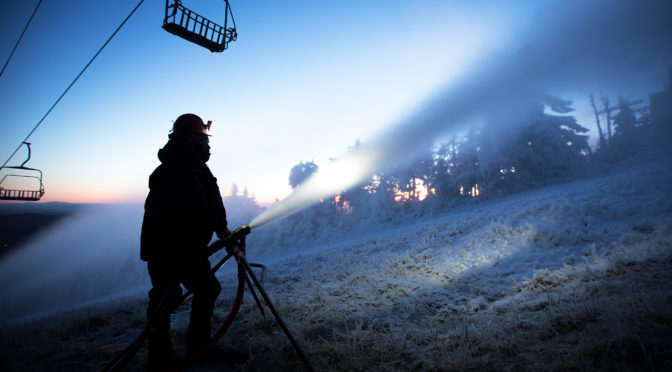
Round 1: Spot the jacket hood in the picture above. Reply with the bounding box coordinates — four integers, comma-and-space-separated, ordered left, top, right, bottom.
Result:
158, 138, 210, 165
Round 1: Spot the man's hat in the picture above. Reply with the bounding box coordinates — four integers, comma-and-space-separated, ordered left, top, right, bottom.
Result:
172, 113, 212, 136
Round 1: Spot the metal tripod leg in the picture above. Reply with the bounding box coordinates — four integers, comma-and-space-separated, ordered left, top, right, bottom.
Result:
234, 248, 315, 372
244, 273, 266, 318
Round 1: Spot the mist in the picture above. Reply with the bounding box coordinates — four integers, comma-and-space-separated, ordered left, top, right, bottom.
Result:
252, 0, 672, 228
0, 194, 266, 322
0, 204, 146, 321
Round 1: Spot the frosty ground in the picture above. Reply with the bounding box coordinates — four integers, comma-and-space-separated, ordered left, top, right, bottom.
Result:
1, 161, 671, 371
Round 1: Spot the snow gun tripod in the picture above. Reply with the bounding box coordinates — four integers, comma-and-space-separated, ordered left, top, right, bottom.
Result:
102, 225, 314, 372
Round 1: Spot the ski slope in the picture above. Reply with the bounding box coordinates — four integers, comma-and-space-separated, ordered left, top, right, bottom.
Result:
0, 161, 671, 371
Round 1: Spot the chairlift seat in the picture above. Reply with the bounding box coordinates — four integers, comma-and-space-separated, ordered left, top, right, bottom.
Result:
163, 0, 237, 53
0, 168, 45, 201
163, 22, 225, 53
0, 188, 43, 201
0, 143, 45, 201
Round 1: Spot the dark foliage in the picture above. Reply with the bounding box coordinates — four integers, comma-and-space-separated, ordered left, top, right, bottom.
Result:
288, 161, 318, 189
263, 90, 665, 244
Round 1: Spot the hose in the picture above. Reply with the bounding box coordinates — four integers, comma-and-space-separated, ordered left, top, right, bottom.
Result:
169, 257, 246, 372
101, 251, 235, 372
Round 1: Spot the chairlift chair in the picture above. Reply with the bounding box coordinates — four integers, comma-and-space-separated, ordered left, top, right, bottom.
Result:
162, 0, 237, 53
0, 142, 45, 201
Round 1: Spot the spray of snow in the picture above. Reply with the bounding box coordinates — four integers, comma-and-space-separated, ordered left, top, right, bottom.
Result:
0, 204, 146, 321
250, 147, 383, 228
0, 195, 265, 321
252, 0, 672, 228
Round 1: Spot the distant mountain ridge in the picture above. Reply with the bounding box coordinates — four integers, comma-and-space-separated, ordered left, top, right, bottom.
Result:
0, 201, 84, 216
0, 202, 84, 257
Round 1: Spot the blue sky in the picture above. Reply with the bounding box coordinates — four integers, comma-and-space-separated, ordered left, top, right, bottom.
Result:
1, 0, 670, 204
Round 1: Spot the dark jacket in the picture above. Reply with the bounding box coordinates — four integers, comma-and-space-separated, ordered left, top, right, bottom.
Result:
140, 139, 228, 262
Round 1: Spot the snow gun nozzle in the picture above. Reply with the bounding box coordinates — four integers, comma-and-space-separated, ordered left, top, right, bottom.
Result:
231, 225, 251, 239
208, 225, 251, 256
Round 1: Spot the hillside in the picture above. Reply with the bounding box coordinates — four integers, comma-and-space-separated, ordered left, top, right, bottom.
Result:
0, 161, 671, 371
0, 202, 80, 258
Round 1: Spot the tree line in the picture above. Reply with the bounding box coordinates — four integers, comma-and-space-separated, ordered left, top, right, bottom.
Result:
245, 90, 664, 246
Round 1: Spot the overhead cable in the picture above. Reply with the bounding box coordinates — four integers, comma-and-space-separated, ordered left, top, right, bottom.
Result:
0, 0, 43, 79
1, 0, 145, 170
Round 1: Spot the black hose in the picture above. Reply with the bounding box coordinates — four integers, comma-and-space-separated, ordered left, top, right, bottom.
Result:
169, 258, 246, 372
102, 228, 314, 371
101, 252, 234, 372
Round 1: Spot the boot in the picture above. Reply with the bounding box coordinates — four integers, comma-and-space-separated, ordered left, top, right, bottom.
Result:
147, 310, 179, 372
185, 321, 210, 357
147, 337, 179, 372
202, 348, 250, 364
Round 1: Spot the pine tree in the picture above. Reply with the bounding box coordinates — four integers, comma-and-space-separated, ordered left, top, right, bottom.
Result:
288, 160, 319, 189
507, 96, 590, 186
613, 96, 638, 137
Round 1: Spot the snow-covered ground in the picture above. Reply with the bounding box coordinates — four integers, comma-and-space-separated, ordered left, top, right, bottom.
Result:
1, 161, 671, 371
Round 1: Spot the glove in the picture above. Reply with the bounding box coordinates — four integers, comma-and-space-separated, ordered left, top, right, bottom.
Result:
216, 228, 231, 240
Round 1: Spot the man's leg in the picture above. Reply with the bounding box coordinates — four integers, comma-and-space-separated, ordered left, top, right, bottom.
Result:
182, 259, 221, 356
147, 260, 182, 371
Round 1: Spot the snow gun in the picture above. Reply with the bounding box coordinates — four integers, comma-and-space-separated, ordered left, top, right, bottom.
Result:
208, 224, 251, 255
102, 222, 313, 372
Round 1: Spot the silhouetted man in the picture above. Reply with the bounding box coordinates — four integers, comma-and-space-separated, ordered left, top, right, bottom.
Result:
141, 113, 229, 371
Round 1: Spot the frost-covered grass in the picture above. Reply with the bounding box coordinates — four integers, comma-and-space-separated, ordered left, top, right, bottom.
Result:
1, 163, 671, 371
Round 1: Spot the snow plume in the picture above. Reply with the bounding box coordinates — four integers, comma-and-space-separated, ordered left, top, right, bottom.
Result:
0, 204, 147, 321
0, 198, 265, 322
251, 0, 672, 228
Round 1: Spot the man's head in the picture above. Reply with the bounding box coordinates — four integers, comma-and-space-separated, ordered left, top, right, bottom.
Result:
171, 113, 211, 137
168, 113, 212, 162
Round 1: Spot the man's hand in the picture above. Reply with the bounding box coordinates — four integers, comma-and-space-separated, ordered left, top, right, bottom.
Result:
216, 228, 231, 240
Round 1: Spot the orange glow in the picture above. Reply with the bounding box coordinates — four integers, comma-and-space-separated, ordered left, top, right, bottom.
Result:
395, 178, 431, 203
459, 184, 481, 198
415, 179, 430, 201
470, 184, 480, 197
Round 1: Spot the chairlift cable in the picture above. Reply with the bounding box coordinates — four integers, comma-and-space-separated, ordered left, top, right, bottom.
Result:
0, 0, 43, 79
223, 0, 236, 28
0, 0, 145, 171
